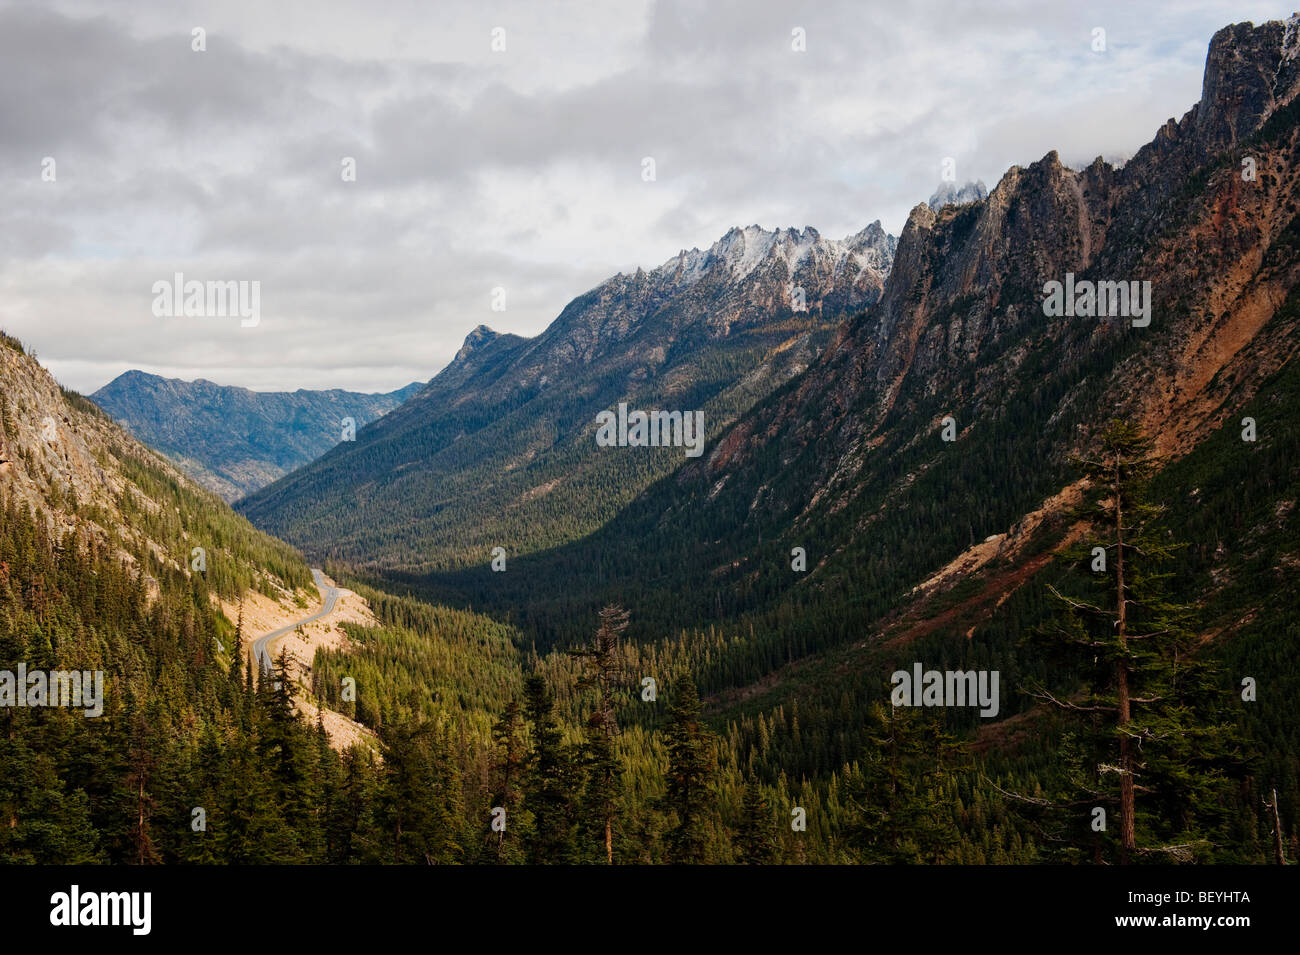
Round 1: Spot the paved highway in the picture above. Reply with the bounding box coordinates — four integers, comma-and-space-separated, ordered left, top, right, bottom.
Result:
251, 568, 340, 672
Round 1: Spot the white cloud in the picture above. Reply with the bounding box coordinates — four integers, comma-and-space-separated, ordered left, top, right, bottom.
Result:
0, 0, 1290, 393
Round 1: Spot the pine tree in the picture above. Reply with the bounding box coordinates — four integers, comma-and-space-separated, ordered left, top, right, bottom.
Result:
123, 693, 163, 865
1028, 419, 1243, 863
520, 674, 582, 863
378, 717, 464, 865
571, 605, 628, 863
661, 675, 717, 864
331, 745, 379, 863
844, 702, 962, 863
486, 698, 527, 864
736, 780, 779, 864
227, 602, 246, 720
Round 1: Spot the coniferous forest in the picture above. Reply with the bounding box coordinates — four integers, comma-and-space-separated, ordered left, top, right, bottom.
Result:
4, 398, 1297, 864
2, 12, 1299, 934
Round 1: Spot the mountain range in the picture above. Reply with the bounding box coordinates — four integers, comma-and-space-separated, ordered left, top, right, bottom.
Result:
3, 14, 1297, 867
446, 17, 1299, 634
242, 15, 1300, 640
243, 15, 1300, 796
237, 220, 897, 571
90, 371, 423, 501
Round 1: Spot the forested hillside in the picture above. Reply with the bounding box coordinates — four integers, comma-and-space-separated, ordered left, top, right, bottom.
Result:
92, 370, 423, 501
239, 223, 896, 572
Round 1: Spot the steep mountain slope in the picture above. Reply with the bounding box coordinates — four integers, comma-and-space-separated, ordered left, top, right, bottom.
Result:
91, 371, 423, 501
1, 336, 312, 600
352, 21, 1299, 858
1, 331, 532, 864
413, 16, 1300, 670
238, 222, 897, 571
0, 330, 312, 860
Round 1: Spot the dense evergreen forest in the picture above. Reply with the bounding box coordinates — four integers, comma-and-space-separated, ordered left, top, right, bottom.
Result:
239, 314, 840, 575
311, 350, 1298, 864
0, 490, 1043, 865
2, 315, 1296, 863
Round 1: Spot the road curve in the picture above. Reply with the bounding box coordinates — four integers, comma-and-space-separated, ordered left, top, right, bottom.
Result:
251, 568, 341, 672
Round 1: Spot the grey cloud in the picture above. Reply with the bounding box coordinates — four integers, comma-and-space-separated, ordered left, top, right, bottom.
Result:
0, 0, 1287, 395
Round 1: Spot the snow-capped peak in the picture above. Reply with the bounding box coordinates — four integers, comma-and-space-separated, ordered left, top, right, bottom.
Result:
649, 221, 897, 289
928, 180, 989, 210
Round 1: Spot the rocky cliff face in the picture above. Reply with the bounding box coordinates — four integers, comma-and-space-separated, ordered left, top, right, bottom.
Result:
3, 337, 118, 541
436, 16, 1300, 662
1195, 18, 1300, 152
704, 14, 1300, 506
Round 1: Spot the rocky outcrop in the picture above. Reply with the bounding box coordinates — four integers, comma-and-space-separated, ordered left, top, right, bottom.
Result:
708, 15, 1300, 497
504, 221, 896, 393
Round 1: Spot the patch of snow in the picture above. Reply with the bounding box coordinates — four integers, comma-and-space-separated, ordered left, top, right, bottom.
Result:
928, 180, 988, 210
648, 220, 897, 291
1283, 12, 1300, 62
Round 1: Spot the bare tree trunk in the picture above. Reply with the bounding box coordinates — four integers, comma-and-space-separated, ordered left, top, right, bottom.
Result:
1269, 789, 1286, 865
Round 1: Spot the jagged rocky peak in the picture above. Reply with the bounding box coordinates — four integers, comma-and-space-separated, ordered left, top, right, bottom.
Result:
849, 218, 891, 244
1194, 14, 1300, 151
651, 220, 898, 288
838, 12, 1300, 446
698, 224, 786, 280
516, 216, 903, 383
455, 324, 501, 360
902, 201, 939, 240
928, 180, 989, 210
842, 220, 899, 269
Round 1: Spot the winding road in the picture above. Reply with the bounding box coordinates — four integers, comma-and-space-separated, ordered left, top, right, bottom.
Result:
251, 568, 341, 672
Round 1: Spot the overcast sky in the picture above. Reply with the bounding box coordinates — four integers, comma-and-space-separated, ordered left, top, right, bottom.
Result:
0, 0, 1290, 394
